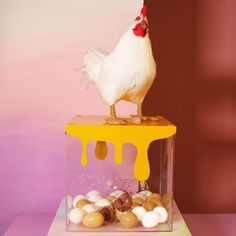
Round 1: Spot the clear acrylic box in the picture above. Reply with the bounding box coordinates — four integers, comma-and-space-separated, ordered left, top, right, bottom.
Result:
65, 115, 176, 232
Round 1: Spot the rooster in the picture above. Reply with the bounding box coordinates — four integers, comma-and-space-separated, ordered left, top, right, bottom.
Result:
81, 5, 156, 120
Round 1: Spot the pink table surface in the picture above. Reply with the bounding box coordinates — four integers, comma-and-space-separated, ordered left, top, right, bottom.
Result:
3, 213, 236, 236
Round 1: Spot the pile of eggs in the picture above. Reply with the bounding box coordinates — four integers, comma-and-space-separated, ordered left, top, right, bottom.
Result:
68, 189, 171, 229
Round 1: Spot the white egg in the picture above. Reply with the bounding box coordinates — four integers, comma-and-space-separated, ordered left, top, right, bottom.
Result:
142, 211, 160, 228
153, 206, 168, 223
72, 195, 88, 208
110, 190, 124, 197
68, 208, 86, 224
131, 206, 147, 221
87, 190, 101, 197
88, 194, 102, 203
95, 198, 111, 207
82, 204, 97, 213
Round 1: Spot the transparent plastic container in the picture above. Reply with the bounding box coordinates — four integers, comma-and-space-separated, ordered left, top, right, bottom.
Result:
65, 115, 176, 232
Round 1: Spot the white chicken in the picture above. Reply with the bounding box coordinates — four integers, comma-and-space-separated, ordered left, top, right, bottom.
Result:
81, 6, 156, 119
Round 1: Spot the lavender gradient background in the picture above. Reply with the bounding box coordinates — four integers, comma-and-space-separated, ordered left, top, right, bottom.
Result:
0, 0, 142, 234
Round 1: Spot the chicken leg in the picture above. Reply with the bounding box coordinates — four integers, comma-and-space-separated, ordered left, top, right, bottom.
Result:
110, 105, 117, 119
95, 105, 117, 160
137, 104, 143, 118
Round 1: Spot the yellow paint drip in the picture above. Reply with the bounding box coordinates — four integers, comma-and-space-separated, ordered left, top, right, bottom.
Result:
65, 115, 176, 181
95, 141, 108, 160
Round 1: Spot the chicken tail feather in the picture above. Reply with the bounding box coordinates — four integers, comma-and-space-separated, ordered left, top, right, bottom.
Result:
80, 48, 108, 86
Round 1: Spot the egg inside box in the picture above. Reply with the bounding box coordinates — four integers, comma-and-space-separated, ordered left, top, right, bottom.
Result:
65, 115, 176, 232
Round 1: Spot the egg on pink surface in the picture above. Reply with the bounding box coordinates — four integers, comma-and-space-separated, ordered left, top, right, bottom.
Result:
68, 208, 86, 224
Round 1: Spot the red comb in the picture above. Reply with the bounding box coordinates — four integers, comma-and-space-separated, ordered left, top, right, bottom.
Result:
141, 5, 147, 17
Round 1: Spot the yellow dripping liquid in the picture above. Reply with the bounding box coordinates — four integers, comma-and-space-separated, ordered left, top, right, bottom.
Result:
66, 116, 176, 181
95, 141, 108, 160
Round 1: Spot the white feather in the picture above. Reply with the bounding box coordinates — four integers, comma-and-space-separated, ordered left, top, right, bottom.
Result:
81, 24, 156, 106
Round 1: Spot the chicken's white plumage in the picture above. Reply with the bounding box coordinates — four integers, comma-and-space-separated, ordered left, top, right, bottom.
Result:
81, 7, 156, 109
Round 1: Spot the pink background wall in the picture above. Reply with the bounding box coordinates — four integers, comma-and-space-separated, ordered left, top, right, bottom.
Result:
0, 0, 141, 234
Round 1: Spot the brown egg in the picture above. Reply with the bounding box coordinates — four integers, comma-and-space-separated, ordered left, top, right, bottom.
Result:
114, 192, 132, 212
132, 197, 144, 205
119, 212, 138, 228
132, 202, 140, 209
98, 207, 115, 222
149, 198, 163, 206
76, 199, 91, 208
143, 201, 157, 211
148, 193, 161, 200
82, 212, 104, 228
115, 209, 126, 221
162, 193, 173, 210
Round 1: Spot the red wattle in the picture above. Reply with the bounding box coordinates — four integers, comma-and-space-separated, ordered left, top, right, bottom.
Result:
132, 24, 146, 37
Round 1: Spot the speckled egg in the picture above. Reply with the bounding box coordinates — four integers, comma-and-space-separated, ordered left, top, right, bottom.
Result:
82, 212, 104, 228
119, 212, 138, 228
68, 208, 86, 224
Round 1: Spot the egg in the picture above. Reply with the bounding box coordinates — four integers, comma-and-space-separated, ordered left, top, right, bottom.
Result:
95, 198, 111, 207
68, 208, 86, 224
153, 206, 168, 223
87, 190, 101, 197
98, 207, 115, 222
149, 198, 163, 206
132, 202, 140, 209
148, 193, 161, 200
110, 189, 125, 198
72, 195, 88, 208
131, 206, 147, 221
114, 193, 132, 212
162, 193, 173, 210
82, 212, 104, 228
76, 199, 91, 208
115, 209, 126, 221
143, 201, 157, 211
142, 211, 160, 228
119, 212, 138, 228
88, 194, 103, 203
82, 204, 97, 213
132, 197, 144, 205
